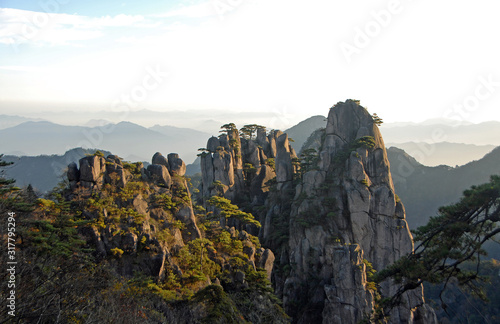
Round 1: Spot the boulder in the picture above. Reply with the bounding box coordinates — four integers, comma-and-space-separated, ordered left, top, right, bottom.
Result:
207, 136, 220, 153
146, 164, 172, 188
79, 155, 106, 184
152, 152, 169, 168
105, 155, 129, 187
167, 153, 186, 176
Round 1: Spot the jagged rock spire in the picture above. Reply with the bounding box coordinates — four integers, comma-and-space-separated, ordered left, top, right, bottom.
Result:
283, 100, 436, 323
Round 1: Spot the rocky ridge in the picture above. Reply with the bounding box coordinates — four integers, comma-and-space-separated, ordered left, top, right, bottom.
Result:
63, 151, 286, 322
200, 125, 298, 204
198, 100, 437, 323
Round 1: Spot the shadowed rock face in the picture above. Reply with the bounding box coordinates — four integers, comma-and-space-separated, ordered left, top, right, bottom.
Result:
284, 100, 436, 323
200, 128, 298, 203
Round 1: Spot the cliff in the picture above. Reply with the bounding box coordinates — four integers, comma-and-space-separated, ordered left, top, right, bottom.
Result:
199, 100, 437, 323
283, 100, 436, 323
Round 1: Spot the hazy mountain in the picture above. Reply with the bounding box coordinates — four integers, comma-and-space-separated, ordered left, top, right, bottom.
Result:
0, 121, 209, 163
0, 114, 45, 129
285, 115, 326, 152
85, 119, 112, 127
388, 145, 500, 230
384, 118, 473, 127
14, 108, 305, 134
1, 148, 111, 193
380, 121, 500, 146
0, 121, 89, 156
386, 142, 496, 167
149, 124, 210, 142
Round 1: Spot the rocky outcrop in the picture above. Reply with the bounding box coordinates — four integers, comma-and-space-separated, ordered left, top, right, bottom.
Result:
196, 101, 436, 323
282, 100, 436, 323
168, 153, 186, 176
67, 152, 202, 279
79, 155, 106, 187
200, 128, 297, 204
152, 152, 169, 168
146, 164, 172, 188
258, 248, 276, 281
73, 154, 132, 189
104, 155, 129, 188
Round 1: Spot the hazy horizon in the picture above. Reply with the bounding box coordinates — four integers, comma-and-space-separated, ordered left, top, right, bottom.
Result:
1, 0, 500, 127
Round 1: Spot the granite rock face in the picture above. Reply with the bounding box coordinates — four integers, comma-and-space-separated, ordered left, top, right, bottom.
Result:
200, 128, 298, 203
283, 100, 436, 323
146, 164, 172, 188
197, 101, 436, 323
79, 155, 106, 185
167, 153, 186, 176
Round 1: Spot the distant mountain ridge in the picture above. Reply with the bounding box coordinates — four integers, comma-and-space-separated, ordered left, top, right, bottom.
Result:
2, 148, 112, 193
284, 115, 326, 152
386, 142, 496, 167
282, 115, 499, 167
380, 121, 500, 146
0, 120, 209, 163
389, 146, 500, 231
0, 114, 45, 129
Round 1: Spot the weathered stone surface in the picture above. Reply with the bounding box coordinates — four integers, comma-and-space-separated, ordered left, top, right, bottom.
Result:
322, 245, 374, 324
213, 150, 234, 193
79, 155, 106, 184
201, 153, 215, 198
268, 134, 277, 158
152, 152, 169, 168
106, 154, 122, 165
146, 164, 172, 188
121, 232, 138, 252
218, 134, 231, 151
275, 133, 293, 183
105, 155, 130, 188
207, 136, 220, 153
258, 249, 275, 281
244, 139, 261, 168
282, 100, 436, 324
201, 127, 295, 209
251, 165, 275, 202
67, 162, 79, 182
167, 153, 186, 176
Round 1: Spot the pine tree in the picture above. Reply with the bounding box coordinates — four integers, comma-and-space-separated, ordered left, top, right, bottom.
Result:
372, 113, 383, 126
376, 175, 500, 315
0, 154, 31, 213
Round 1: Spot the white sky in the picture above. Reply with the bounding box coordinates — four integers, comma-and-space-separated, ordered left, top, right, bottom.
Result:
1, 0, 500, 126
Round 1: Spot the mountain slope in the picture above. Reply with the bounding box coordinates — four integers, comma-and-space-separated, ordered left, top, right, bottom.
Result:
284, 115, 326, 152
0, 114, 45, 129
380, 121, 500, 146
388, 146, 500, 229
386, 142, 495, 167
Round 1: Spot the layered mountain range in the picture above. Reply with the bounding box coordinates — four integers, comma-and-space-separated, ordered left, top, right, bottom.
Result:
4, 101, 500, 322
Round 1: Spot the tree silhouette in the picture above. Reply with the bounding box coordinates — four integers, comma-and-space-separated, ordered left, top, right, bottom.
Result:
219, 123, 237, 136
376, 175, 500, 316
239, 124, 265, 140
372, 113, 383, 126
